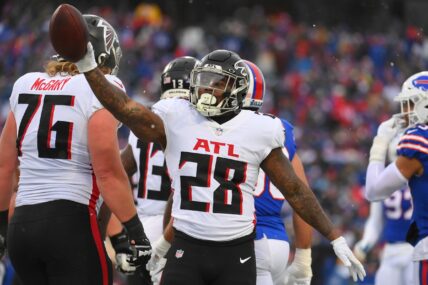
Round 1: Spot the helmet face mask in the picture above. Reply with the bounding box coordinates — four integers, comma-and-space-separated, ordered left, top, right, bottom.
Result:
83, 14, 122, 75
394, 71, 428, 128
190, 50, 248, 117
160, 56, 199, 99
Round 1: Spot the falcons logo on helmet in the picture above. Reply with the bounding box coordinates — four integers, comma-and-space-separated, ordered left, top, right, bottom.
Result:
97, 20, 117, 55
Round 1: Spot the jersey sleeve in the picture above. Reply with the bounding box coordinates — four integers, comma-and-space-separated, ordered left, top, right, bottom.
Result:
281, 119, 296, 161
260, 117, 286, 162
9, 73, 31, 113
397, 126, 428, 164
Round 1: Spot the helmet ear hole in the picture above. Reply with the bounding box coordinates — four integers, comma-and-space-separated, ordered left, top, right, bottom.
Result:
98, 53, 107, 66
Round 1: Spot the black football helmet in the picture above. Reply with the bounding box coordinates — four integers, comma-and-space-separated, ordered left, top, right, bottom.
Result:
83, 14, 122, 75
190, 49, 248, 117
160, 56, 200, 99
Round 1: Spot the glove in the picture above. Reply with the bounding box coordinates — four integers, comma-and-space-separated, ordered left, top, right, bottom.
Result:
75, 42, 97, 73
283, 248, 312, 285
110, 229, 136, 274
146, 235, 171, 271
0, 210, 8, 259
331, 236, 366, 282
150, 257, 166, 285
146, 235, 171, 284
123, 215, 152, 269
370, 118, 398, 162
353, 240, 371, 262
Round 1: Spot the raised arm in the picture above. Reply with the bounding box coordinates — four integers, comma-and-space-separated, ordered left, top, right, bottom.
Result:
76, 43, 166, 147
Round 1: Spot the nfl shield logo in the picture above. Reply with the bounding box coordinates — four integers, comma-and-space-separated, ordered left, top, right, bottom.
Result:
215, 128, 223, 136
175, 249, 184, 259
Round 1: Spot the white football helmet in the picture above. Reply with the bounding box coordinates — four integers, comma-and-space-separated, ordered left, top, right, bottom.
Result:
394, 71, 428, 128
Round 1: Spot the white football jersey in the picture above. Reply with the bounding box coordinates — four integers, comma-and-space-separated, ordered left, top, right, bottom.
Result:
152, 98, 285, 241
128, 131, 171, 216
10, 72, 125, 209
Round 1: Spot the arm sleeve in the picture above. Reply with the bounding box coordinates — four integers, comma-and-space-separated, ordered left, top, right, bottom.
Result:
358, 202, 383, 250
365, 161, 408, 201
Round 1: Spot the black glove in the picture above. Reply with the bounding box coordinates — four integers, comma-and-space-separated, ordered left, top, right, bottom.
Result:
0, 210, 8, 259
110, 229, 136, 274
123, 215, 152, 268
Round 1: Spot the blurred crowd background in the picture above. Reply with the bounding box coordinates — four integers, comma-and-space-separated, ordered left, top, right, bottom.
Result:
2, 0, 428, 284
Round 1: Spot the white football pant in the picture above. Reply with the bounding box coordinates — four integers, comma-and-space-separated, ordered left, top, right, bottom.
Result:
255, 235, 290, 285
375, 243, 413, 285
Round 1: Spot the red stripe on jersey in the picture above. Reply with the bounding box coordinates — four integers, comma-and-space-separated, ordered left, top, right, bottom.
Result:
397, 143, 428, 154
207, 155, 213, 187
67, 96, 75, 159
422, 260, 428, 285
89, 174, 109, 285
46, 104, 55, 149
238, 163, 247, 215
401, 134, 428, 146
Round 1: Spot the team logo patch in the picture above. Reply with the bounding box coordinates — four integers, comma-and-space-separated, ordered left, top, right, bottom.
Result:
175, 249, 184, 259
412, 76, 428, 91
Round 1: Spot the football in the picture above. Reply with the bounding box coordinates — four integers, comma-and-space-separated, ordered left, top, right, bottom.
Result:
49, 4, 88, 62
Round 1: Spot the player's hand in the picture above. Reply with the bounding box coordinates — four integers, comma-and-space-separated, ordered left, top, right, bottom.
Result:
110, 229, 136, 274
370, 118, 399, 162
123, 215, 152, 269
75, 42, 97, 73
147, 255, 167, 285
353, 240, 369, 262
127, 236, 152, 268
331, 236, 366, 282
283, 248, 312, 285
377, 118, 398, 141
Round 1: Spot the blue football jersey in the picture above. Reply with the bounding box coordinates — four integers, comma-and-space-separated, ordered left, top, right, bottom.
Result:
397, 124, 428, 244
254, 118, 296, 241
382, 187, 412, 243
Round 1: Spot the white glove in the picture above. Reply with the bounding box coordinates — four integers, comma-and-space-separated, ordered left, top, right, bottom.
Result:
150, 257, 166, 285
331, 236, 366, 282
370, 118, 398, 162
283, 248, 312, 285
146, 235, 171, 272
75, 42, 97, 73
353, 240, 371, 262
115, 253, 137, 274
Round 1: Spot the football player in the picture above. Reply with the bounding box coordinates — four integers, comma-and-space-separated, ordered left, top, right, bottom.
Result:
242, 60, 313, 285
354, 133, 413, 285
146, 60, 314, 285
0, 15, 150, 285
365, 71, 428, 285
74, 46, 366, 284
108, 56, 199, 284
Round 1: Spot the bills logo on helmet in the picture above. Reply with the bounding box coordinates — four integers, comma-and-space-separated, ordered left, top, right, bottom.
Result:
412, 76, 428, 91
